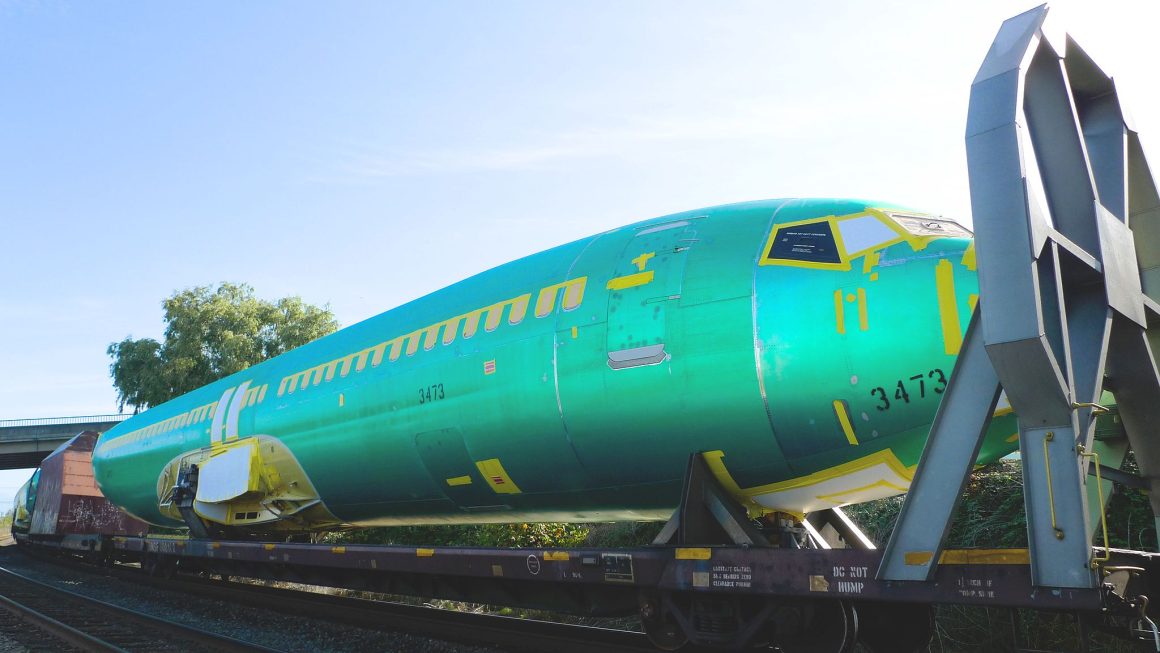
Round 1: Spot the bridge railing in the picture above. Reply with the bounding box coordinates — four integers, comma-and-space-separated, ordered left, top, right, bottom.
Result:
0, 414, 131, 429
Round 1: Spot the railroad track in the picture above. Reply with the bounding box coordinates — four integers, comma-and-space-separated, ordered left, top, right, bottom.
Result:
125, 568, 667, 653
0, 564, 281, 652
19, 549, 671, 652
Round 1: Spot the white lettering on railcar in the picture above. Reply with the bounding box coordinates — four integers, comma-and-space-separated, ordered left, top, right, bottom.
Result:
709, 564, 753, 589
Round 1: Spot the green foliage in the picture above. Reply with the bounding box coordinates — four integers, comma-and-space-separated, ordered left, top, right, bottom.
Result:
108, 282, 338, 412
845, 460, 1154, 652
324, 522, 591, 548
323, 520, 666, 549
582, 521, 666, 547
844, 459, 1156, 551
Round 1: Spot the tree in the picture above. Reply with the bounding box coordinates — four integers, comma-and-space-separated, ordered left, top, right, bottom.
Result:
108, 282, 339, 413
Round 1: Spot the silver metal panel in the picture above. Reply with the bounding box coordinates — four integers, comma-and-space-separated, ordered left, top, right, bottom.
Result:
607, 344, 668, 370
1127, 133, 1160, 298
971, 6, 1048, 86
1019, 425, 1097, 588
1106, 317, 1160, 536
1098, 205, 1148, 325
1023, 44, 1100, 254
966, 123, 1045, 345
1061, 293, 1112, 445
878, 315, 1001, 581
889, 2, 1160, 591
985, 338, 1070, 425
1078, 94, 1127, 221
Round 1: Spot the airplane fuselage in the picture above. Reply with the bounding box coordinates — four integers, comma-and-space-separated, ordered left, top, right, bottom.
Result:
93, 198, 1016, 531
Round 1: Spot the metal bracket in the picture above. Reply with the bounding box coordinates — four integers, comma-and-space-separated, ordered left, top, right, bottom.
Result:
880, 4, 1160, 589
807, 507, 877, 550
172, 464, 215, 540
653, 453, 769, 546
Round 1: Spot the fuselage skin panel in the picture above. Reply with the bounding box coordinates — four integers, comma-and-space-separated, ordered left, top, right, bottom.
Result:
93, 198, 1016, 530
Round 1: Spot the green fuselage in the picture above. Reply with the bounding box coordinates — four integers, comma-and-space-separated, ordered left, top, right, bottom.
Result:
93, 198, 1016, 529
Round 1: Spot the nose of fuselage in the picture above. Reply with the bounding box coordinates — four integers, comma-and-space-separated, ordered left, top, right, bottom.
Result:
752, 207, 979, 467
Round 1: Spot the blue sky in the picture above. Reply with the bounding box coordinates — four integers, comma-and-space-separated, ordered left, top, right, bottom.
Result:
1, 0, 1157, 502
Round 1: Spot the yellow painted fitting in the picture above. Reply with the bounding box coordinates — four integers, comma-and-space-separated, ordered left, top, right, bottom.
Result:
476, 458, 522, 494
935, 259, 962, 355
445, 475, 472, 486
708, 448, 911, 498
416, 548, 435, 557
332, 546, 346, 554
832, 400, 859, 445
1079, 447, 1111, 566
544, 551, 570, 561
815, 479, 906, 502
961, 242, 977, 270
1043, 432, 1063, 540
834, 290, 845, 334
606, 270, 655, 290
856, 288, 868, 331
940, 548, 1030, 565
631, 251, 656, 271
904, 551, 934, 566
1072, 402, 1111, 416
675, 548, 712, 560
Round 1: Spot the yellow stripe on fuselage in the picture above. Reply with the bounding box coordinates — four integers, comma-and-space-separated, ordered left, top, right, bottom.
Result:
832, 400, 859, 445
935, 259, 962, 355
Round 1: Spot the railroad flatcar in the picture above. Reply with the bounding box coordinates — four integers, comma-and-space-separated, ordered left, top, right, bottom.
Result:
89, 198, 1018, 538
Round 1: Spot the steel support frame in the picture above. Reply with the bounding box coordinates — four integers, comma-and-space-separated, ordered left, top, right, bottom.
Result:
880, 5, 1160, 589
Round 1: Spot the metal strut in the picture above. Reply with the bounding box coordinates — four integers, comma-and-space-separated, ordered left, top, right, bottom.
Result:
653, 453, 769, 547
880, 4, 1160, 590
171, 464, 216, 539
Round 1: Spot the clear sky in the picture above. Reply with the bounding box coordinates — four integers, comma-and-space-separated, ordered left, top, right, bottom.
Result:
1, 0, 1157, 504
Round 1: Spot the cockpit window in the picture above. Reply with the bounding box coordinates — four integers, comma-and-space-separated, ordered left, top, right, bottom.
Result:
767, 221, 841, 264
887, 213, 972, 238
836, 214, 902, 258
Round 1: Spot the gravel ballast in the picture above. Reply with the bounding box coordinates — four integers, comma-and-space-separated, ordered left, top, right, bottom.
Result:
0, 544, 501, 653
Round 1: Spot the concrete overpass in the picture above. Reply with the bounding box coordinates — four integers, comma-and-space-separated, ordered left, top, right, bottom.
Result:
0, 414, 130, 469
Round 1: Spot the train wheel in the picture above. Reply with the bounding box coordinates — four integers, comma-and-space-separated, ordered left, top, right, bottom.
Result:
639, 592, 689, 651
854, 602, 933, 653
770, 600, 859, 653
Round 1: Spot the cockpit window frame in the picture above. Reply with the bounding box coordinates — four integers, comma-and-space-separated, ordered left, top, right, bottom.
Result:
759, 208, 968, 270
764, 219, 844, 267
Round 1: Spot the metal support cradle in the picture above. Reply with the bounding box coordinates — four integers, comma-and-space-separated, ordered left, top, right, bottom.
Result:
879, 4, 1160, 589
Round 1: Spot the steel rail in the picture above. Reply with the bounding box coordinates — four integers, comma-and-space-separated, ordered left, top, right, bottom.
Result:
128, 570, 663, 653
0, 589, 122, 652
23, 549, 664, 653
0, 565, 281, 652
